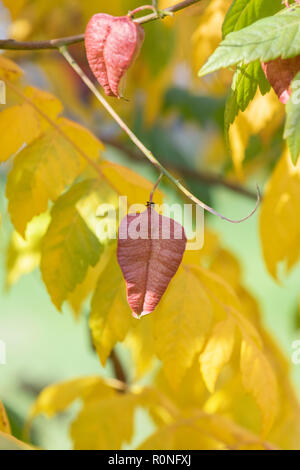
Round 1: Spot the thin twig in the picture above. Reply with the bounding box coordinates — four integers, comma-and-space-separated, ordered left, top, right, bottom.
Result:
0, 0, 202, 51
149, 173, 163, 203
101, 137, 259, 201
110, 349, 128, 385
60, 47, 260, 224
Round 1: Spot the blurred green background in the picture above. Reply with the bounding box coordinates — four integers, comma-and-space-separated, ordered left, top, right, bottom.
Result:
1, 0, 300, 450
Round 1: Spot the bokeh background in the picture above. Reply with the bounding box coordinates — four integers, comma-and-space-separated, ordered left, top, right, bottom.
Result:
0, 0, 300, 449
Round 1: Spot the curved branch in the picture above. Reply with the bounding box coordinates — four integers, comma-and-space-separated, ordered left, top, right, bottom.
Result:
60, 47, 261, 224
101, 137, 259, 201
0, 0, 202, 51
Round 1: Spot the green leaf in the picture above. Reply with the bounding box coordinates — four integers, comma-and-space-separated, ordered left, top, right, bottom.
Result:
224, 61, 270, 135
222, 0, 283, 37
142, 20, 175, 77
40, 180, 103, 310
200, 8, 300, 77
163, 87, 225, 126
284, 72, 300, 164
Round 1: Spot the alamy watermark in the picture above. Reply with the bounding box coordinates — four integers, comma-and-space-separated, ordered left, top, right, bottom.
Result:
0, 80, 6, 105
0, 340, 6, 365
291, 340, 300, 366
95, 196, 204, 250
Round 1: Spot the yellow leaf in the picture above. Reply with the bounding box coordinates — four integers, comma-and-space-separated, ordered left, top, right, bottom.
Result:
2, 0, 28, 19
125, 314, 156, 379
260, 148, 300, 278
40, 180, 103, 310
0, 431, 33, 450
229, 90, 284, 176
240, 337, 279, 436
76, 176, 119, 244
6, 212, 50, 288
0, 401, 10, 434
200, 316, 236, 393
210, 248, 241, 290
192, 0, 232, 72
71, 393, 136, 450
139, 419, 220, 450
60, 117, 104, 171
0, 86, 62, 163
30, 376, 115, 419
67, 262, 104, 318
0, 56, 23, 81
155, 358, 207, 414
191, 266, 262, 346
25, 86, 63, 127
101, 161, 164, 207
90, 246, 133, 365
154, 266, 212, 388
6, 117, 102, 236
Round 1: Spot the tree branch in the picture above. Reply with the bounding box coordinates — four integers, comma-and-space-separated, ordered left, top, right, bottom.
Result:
110, 349, 128, 385
101, 137, 259, 201
60, 47, 260, 224
0, 0, 202, 51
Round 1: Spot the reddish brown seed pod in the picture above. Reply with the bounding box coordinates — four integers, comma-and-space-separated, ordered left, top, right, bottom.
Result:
117, 206, 187, 318
261, 55, 300, 104
85, 13, 145, 98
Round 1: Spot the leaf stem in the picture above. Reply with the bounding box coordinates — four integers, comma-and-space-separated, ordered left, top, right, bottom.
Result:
59, 46, 260, 224
149, 173, 163, 203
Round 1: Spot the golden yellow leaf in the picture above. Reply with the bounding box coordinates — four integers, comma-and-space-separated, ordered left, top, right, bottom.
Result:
192, 0, 232, 72
191, 266, 261, 346
229, 90, 284, 176
189, 264, 278, 433
101, 161, 164, 207
0, 86, 62, 163
260, 148, 300, 278
139, 408, 271, 450
125, 314, 156, 379
155, 358, 207, 415
154, 266, 212, 388
0, 56, 23, 81
2, 0, 28, 19
60, 117, 104, 171
76, 176, 119, 244
139, 421, 219, 450
30, 376, 115, 419
40, 180, 103, 310
200, 315, 236, 393
6, 118, 102, 236
6, 212, 50, 288
240, 336, 279, 436
90, 247, 133, 365
210, 248, 241, 290
0, 401, 10, 434
0, 431, 33, 450
67, 262, 104, 318
25, 86, 63, 128
71, 393, 136, 450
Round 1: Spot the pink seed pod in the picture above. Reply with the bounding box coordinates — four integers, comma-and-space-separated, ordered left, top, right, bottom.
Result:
261, 55, 300, 104
85, 13, 145, 98
117, 206, 187, 318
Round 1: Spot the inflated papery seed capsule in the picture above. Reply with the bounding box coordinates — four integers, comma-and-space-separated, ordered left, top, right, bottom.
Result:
85, 13, 145, 98
261, 55, 300, 104
117, 206, 187, 318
